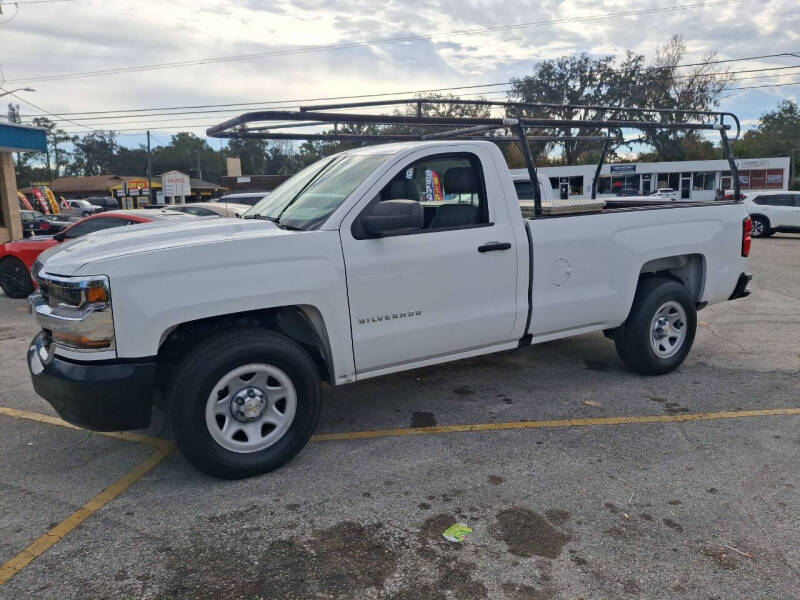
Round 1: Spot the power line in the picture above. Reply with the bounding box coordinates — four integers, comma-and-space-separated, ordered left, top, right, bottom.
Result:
47, 67, 800, 126
2, 0, 751, 84
0, 0, 76, 4
18, 53, 800, 125
0, 86, 99, 133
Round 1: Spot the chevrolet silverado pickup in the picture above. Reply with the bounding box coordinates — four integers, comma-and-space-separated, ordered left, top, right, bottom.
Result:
26, 139, 753, 478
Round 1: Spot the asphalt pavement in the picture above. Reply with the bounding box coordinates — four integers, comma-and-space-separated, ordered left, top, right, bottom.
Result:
0, 234, 798, 600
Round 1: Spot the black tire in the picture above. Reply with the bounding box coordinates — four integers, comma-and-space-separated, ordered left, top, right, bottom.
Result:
750, 216, 772, 238
167, 328, 321, 479
614, 278, 697, 376
0, 257, 35, 299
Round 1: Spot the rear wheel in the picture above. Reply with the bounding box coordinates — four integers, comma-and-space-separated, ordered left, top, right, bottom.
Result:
750, 216, 772, 238
167, 328, 321, 479
614, 278, 696, 375
0, 257, 34, 299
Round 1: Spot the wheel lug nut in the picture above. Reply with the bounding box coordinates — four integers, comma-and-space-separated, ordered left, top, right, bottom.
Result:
247, 390, 255, 398
236, 397, 244, 405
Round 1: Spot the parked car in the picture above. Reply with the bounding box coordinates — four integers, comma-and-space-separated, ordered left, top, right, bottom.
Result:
84, 196, 121, 212
19, 210, 71, 238
649, 188, 679, 201
168, 201, 252, 218
213, 192, 270, 207
61, 198, 103, 217
1, 209, 193, 298
742, 190, 800, 237
617, 188, 641, 197
26, 140, 753, 479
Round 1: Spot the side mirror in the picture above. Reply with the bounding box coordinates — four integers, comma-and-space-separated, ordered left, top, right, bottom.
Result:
53, 231, 66, 242
361, 200, 423, 237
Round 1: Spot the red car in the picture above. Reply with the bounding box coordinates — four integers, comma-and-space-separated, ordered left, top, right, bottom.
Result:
0, 209, 192, 299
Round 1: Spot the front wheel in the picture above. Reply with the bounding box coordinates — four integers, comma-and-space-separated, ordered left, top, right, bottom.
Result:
0, 257, 34, 299
614, 278, 697, 375
167, 328, 321, 479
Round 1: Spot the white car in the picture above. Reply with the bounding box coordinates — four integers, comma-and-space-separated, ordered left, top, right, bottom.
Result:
167, 201, 252, 218
743, 190, 800, 237
27, 140, 752, 479
650, 188, 680, 201
214, 192, 270, 207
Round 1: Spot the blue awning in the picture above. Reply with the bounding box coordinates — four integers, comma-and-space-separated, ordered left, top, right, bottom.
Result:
0, 122, 47, 153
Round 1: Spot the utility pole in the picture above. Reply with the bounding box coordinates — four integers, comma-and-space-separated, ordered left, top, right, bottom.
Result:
196, 150, 203, 182
146, 130, 153, 205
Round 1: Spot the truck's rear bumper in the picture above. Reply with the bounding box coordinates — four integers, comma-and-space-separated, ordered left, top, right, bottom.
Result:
27, 332, 155, 431
728, 272, 752, 301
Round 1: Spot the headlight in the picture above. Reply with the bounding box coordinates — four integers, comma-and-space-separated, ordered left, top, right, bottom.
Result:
29, 272, 115, 352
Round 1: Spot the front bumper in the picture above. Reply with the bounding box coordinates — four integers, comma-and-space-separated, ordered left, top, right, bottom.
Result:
27, 332, 156, 431
728, 272, 753, 301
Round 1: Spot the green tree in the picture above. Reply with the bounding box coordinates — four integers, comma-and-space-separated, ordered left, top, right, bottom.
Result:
227, 136, 268, 174
733, 100, 800, 158
30, 116, 76, 181
69, 131, 119, 176
508, 36, 734, 163
152, 132, 226, 182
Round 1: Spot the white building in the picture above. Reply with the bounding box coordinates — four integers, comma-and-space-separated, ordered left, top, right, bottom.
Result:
511, 156, 790, 201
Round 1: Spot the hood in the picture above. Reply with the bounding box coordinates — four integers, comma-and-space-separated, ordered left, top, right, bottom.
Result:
39, 217, 289, 277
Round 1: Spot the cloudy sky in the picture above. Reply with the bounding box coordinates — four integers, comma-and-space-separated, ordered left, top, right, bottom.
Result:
1, 0, 798, 148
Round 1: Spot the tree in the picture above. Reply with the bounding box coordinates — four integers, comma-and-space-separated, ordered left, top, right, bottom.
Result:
69, 131, 119, 176
227, 136, 268, 174
30, 116, 76, 181
733, 100, 800, 159
152, 132, 226, 181
639, 36, 733, 161
508, 36, 734, 163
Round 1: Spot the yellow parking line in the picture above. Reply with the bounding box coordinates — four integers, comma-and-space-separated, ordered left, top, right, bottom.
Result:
1, 404, 798, 586
0, 406, 174, 451
310, 408, 800, 441
0, 446, 172, 586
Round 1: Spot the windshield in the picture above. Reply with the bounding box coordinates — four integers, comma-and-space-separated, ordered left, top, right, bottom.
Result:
75, 200, 92, 207
245, 153, 387, 230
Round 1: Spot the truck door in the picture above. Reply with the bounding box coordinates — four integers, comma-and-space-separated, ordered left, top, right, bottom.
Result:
340, 150, 519, 373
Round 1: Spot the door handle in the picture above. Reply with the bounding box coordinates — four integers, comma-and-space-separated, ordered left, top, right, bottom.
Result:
478, 241, 512, 253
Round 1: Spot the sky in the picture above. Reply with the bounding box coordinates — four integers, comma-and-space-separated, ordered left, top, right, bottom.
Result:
1, 0, 798, 150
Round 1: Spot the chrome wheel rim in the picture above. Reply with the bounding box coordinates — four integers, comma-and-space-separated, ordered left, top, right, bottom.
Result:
751, 220, 764, 237
205, 363, 297, 453
649, 301, 687, 359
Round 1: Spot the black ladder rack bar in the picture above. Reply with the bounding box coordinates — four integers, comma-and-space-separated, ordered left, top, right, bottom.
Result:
206, 98, 744, 216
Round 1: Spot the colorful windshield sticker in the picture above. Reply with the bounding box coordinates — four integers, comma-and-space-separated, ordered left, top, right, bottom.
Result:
425, 169, 443, 202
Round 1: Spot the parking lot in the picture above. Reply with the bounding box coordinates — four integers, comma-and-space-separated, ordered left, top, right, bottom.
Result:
0, 235, 798, 600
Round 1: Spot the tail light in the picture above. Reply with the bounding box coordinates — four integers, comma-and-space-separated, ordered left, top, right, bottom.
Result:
40, 222, 50, 230
742, 216, 752, 257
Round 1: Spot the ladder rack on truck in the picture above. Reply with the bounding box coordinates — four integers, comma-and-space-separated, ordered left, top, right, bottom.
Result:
206, 98, 743, 217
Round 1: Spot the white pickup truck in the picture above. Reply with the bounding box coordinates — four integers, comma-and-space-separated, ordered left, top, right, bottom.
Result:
26, 140, 753, 478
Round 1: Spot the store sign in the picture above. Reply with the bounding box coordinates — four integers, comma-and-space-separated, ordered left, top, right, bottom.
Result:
741, 160, 769, 168
610, 165, 636, 173
162, 171, 191, 197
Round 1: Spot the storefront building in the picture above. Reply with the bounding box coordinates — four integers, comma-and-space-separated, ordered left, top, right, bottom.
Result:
511, 156, 791, 201
1, 123, 47, 243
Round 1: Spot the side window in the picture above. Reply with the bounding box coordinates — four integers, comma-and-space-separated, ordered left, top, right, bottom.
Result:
373, 154, 489, 232
793, 194, 800, 208
514, 181, 534, 200
767, 195, 793, 207
65, 217, 128, 239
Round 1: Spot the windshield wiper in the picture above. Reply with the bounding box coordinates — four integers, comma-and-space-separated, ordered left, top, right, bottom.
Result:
244, 214, 278, 222
244, 213, 305, 231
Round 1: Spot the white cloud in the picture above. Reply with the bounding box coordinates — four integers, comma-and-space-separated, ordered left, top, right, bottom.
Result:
1, 0, 796, 145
